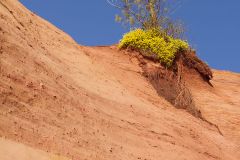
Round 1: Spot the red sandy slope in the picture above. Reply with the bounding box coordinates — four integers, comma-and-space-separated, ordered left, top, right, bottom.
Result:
0, 0, 240, 160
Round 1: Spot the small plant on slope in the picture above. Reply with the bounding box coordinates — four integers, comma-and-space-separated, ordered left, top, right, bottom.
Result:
107, 0, 189, 67
119, 28, 189, 67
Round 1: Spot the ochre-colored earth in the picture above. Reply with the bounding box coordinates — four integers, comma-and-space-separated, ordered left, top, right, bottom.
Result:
0, 0, 240, 160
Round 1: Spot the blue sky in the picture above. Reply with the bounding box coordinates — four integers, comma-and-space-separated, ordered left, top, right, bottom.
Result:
19, 0, 240, 72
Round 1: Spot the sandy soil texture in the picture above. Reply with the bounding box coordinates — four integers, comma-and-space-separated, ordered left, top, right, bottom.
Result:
0, 0, 240, 160
0, 138, 69, 160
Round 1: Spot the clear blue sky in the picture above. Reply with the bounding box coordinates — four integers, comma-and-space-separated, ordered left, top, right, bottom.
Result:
19, 0, 240, 72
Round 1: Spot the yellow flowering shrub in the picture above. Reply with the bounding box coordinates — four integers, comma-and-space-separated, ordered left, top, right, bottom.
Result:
119, 29, 189, 67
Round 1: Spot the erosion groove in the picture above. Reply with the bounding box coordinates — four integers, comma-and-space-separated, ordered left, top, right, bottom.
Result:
141, 59, 201, 117
0, 1, 24, 28
135, 51, 223, 135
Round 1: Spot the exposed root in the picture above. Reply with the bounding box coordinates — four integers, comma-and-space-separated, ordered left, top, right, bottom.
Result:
200, 116, 223, 136
175, 50, 213, 81
131, 50, 222, 135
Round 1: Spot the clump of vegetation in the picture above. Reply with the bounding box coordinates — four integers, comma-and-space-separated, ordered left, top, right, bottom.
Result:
119, 28, 188, 67
107, 0, 189, 67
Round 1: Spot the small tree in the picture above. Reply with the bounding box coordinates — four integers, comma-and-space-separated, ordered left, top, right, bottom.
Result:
107, 0, 185, 39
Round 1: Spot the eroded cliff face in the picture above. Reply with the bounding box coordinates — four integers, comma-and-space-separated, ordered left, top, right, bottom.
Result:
0, 0, 240, 160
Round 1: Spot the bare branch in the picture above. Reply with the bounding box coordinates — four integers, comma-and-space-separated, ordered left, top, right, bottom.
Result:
106, 0, 122, 9
107, 0, 185, 38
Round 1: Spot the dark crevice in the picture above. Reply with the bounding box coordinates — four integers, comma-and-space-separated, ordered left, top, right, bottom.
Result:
131, 50, 223, 135
0, 1, 24, 28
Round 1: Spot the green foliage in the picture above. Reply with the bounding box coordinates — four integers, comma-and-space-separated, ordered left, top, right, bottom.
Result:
107, 0, 185, 39
119, 28, 189, 67
108, 0, 168, 29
